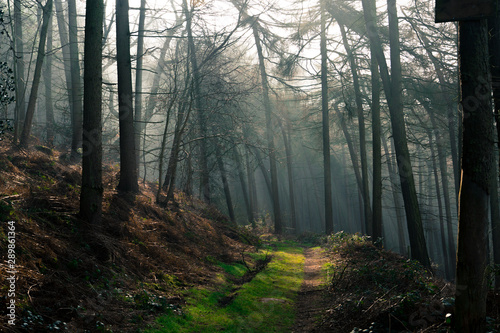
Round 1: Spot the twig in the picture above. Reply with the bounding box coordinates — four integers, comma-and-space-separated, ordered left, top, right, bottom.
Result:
363, 285, 397, 313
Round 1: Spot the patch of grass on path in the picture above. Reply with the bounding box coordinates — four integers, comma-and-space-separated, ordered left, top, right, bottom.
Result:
145, 242, 305, 333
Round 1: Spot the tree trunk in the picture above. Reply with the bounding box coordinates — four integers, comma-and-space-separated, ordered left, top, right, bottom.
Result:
79, 0, 103, 224
252, 25, 283, 234
54, 0, 73, 142
44, 14, 54, 146
427, 127, 452, 279
134, 0, 146, 175
13, 0, 25, 142
320, 0, 333, 235
333, 104, 364, 206
68, 0, 82, 159
382, 136, 407, 256
488, 4, 500, 290
20, 0, 53, 148
116, 0, 138, 193
216, 144, 236, 224
490, 151, 500, 288
368, 0, 383, 243
455, 19, 493, 332
164, 92, 191, 205
279, 117, 297, 233
361, 0, 430, 268
339, 22, 372, 237
245, 143, 257, 226
234, 147, 253, 224
427, 104, 456, 278
156, 97, 173, 203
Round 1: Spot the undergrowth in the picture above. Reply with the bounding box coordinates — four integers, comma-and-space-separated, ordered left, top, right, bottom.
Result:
321, 232, 457, 332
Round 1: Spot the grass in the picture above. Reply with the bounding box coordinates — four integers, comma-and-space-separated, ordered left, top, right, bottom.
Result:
145, 242, 305, 333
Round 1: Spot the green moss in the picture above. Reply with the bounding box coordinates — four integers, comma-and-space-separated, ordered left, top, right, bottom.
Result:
146, 244, 305, 333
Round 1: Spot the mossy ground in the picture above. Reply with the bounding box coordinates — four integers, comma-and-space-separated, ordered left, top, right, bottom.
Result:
146, 242, 305, 333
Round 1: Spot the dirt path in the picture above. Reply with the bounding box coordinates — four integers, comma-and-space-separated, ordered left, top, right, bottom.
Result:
292, 247, 330, 332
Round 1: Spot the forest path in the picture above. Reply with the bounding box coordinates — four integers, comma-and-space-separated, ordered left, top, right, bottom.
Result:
292, 247, 331, 332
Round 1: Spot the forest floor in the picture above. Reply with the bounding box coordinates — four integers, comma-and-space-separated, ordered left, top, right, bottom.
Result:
0, 140, 499, 332
292, 247, 330, 333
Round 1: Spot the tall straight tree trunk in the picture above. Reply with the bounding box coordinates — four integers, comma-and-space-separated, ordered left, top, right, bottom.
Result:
116, 0, 138, 193
164, 94, 191, 205
54, 0, 73, 136
320, 0, 333, 234
13, 0, 25, 142
80, 0, 103, 224
490, 151, 500, 288
339, 23, 372, 237
488, 5, 500, 290
369, 0, 383, 243
383, 136, 407, 255
216, 144, 236, 224
134, 0, 146, 175
427, 127, 452, 279
361, 0, 430, 268
44, 15, 54, 145
279, 117, 297, 233
20, 0, 53, 147
333, 104, 364, 205
245, 144, 257, 226
183, 0, 210, 202
428, 106, 456, 278
252, 25, 283, 234
234, 147, 253, 224
455, 19, 494, 332
68, 0, 82, 159
417, 97, 457, 277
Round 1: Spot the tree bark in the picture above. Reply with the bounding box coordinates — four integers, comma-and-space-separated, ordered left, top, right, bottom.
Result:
488, 4, 500, 290
320, 0, 334, 235
216, 144, 236, 224
234, 147, 253, 224
245, 143, 257, 226
368, 0, 383, 243
164, 90, 191, 205
279, 116, 297, 233
79, 0, 103, 224
20, 0, 53, 148
116, 0, 138, 193
427, 104, 456, 279
427, 126, 452, 279
54, 0, 73, 142
134, 0, 146, 175
382, 136, 407, 256
13, 0, 25, 142
68, 0, 82, 159
44, 14, 54, 146
455, 19, 493, 333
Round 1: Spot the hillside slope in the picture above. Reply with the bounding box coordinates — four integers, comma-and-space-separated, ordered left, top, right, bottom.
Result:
0, 142, 257, 332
